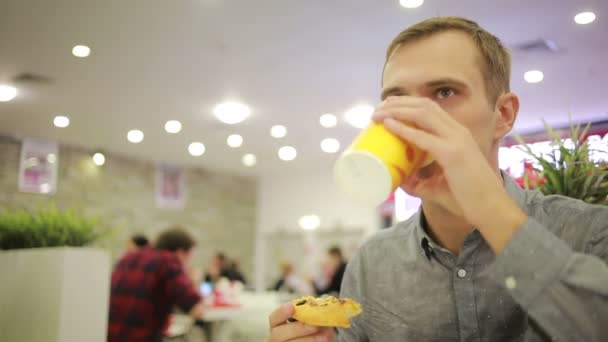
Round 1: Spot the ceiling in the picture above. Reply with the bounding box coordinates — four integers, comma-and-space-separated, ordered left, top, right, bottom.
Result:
1, 0, 606, 177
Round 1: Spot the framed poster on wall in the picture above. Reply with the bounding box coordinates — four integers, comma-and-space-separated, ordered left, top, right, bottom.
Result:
155, 164, 186, 209
18, 138, 58, 195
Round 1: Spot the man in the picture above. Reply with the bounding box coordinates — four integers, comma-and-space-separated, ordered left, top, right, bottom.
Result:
109, 226, 204, 341
267, 17, 608, 341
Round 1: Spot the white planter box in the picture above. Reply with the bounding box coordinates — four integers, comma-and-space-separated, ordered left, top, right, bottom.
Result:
0, 247, 111, 342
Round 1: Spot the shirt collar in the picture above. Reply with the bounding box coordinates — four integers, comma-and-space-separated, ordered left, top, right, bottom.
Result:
502, 170, 528, 210
414, 170, 528, 255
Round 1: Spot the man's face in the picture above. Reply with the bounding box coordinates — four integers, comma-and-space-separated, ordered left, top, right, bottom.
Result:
381, 31, 505, 202
125, 240, 136, 253
176, 249, 194, 267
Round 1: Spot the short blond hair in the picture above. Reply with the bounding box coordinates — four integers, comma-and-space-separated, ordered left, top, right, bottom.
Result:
385, 17, 511, 103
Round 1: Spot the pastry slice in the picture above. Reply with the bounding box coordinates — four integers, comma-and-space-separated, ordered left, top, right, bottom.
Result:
291, 295, 362, 328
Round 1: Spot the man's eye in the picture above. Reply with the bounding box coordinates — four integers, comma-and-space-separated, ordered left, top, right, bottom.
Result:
437, 88, 455, 99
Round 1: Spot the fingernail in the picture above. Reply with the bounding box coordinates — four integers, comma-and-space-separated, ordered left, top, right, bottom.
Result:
384, 118, 397, 126
282, 303, 292, 314
316, 336, 327, 342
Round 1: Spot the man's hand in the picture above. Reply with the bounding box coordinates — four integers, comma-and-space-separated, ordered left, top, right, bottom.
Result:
373, 96, 527, 252
189, 301, 204, 319
267, 303, 335, 342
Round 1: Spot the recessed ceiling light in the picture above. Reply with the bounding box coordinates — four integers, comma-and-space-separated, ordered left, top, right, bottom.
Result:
164, 120, 182, 134
93, 153, 106, 166
278, 146, 297, 161
53, 115, 70, 128
344, 104, 374, 129
319, 113, 338, 128
227, 134, 243, 148
46, 154, 57, 164
0, 85, 18, 102
213, 101, 251, 124
574, 12, 596, 25
299, 215, 320, 230
242, 153, 257, 167
39, 183, 51, 194
320, 138, 341, 154
188, 142, 205, 156
127, 129, 144, 143
524, 70, 544, 83
270, 125, 287, 138
399, 0, 424, 9
72, 45, 91, 58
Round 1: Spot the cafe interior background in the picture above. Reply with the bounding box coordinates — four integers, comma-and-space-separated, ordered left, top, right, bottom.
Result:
0, 0, 607, 341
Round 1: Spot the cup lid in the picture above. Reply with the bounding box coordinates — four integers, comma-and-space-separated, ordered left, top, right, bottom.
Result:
334, 150, 393, 205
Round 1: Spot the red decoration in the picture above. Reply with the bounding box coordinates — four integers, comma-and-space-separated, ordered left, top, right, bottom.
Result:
514, 162, 546, 189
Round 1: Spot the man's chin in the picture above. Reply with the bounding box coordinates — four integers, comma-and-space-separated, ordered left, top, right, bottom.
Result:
400, 162, 445, 197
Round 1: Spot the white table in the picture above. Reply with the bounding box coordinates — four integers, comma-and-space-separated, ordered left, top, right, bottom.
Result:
203, 306, 243, 321
210, 291, 282, 342
166, 292, 282, 342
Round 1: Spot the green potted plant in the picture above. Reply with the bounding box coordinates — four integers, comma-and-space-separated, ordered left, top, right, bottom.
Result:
0, 206, 99, 250
515, 121, 608, 205
0, 206, 111, 342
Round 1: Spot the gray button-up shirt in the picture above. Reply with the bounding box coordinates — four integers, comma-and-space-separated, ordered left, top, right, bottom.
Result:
339, 173, 608, 341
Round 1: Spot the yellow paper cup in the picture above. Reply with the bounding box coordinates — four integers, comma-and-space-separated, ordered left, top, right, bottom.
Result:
334, 123, 431, 204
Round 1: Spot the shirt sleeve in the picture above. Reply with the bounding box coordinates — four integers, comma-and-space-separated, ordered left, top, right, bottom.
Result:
162, 257, 202, 313
338, 251, 369, 342
487, 211, 608, 341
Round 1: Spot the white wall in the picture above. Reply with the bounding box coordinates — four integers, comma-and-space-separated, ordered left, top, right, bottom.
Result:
257, 167, 379, 233
254, 167, 379, 291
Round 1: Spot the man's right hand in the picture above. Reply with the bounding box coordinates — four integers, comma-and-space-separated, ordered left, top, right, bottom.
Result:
267, 303, 335, 342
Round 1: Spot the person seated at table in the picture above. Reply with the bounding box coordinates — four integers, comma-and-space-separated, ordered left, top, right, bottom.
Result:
225, 259, 247, 285
108, 226, 204, 341
314, 246, 347, 296
273, 261, 294, 292
204, 252, 230, 284
124, 233, 149, 254
272, 261, 313, 294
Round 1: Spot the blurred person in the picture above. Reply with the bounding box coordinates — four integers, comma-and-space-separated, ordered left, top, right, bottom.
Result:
314, 246, 347, 296
187, 266, 204, 287
273, 261, 294, 291
204, 252, 230, 284
267, 16, 608, 342
272, 261, 313, 294
124, 233, 149, 254
108, 226, 204, 341
311, 256, 332, 291
225, 259, 247, 285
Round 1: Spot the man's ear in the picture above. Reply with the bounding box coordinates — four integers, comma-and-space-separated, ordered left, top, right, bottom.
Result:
494, 92, 520, 140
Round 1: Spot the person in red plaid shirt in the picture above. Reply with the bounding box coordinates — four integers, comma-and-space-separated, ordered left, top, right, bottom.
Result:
108, 226, 204, 342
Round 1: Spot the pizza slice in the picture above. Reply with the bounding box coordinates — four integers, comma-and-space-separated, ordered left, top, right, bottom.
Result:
290, 295, 362, 328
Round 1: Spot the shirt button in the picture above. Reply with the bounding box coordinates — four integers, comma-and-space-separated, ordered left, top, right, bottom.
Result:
505, 276, 517, 289
457, 269, 467, 278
